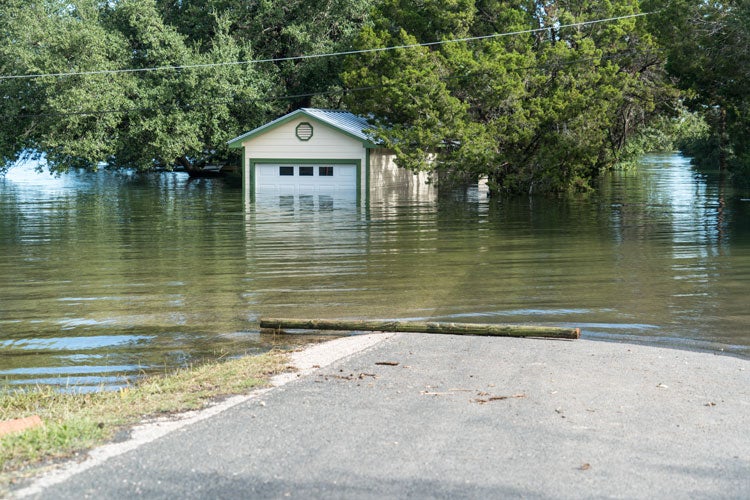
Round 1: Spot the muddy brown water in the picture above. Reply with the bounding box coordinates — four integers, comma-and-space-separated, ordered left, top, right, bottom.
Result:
1, 154, 749, 391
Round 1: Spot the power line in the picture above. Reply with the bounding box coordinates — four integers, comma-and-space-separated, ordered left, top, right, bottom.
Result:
0, 12, 651, 82
15, 86, 378, 118
13, 49, 646, 119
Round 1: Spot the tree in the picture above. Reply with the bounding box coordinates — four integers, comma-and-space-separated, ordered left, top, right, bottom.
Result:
0, 0, 373, 174
343, 0, 673, 195
0, 0, 129, 172
96, 0, 275, 172
157, 0, 375, 110
645, 0, 750, 182
0, 0, 274, 174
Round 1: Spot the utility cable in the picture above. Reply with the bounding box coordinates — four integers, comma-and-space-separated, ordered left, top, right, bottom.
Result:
0, 12, 651, 81
12, 48, 653, 119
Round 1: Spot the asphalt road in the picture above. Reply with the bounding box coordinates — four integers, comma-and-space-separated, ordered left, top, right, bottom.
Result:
16, 333, 750, 499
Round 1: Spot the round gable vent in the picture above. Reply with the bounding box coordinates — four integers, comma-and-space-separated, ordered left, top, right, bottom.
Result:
295, 122, 314, 141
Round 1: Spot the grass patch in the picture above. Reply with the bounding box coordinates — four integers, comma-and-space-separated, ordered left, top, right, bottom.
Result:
0, 351, 290, 492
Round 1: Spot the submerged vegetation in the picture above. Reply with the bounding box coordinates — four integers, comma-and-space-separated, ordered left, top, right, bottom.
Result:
0, 352, 288, 492
0, 0, 747, 193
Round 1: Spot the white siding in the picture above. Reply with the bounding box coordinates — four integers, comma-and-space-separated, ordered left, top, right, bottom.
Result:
246, 119, 366, 159
238, 115, 436, 200
241, 118, 368, 197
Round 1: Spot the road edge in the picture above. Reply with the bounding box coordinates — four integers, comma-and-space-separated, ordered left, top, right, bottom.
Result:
13, 333, 393, 498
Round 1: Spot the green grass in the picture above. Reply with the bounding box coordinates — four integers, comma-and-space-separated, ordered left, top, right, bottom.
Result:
0, 351, 290, 492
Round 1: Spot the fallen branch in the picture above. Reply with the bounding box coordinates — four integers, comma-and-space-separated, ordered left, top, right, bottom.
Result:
259, 318, 580, 340
473, 394, 527, 404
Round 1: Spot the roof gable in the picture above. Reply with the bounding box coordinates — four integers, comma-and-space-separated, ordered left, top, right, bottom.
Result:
227, 108, 377, 149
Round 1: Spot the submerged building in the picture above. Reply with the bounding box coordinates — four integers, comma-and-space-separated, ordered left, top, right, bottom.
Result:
227, 108, 434, 200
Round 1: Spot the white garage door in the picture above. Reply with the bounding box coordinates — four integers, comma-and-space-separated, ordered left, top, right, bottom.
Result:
255, 164, 357, 194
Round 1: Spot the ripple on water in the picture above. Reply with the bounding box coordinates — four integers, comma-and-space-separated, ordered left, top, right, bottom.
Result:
1, 154, 749, 390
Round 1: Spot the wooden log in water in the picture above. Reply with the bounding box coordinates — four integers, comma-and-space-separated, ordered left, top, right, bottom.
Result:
259, 318, 580, 340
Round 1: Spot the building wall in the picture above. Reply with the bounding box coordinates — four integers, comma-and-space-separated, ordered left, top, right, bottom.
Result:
239, 118, 435, 201
241, 117, 368, 197
369, 148, 436, 203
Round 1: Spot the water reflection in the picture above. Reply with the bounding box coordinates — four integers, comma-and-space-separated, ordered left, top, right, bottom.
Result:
1, 154, 749, 391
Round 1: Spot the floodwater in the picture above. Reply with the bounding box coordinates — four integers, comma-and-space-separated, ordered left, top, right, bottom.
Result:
1, 154, 749, 391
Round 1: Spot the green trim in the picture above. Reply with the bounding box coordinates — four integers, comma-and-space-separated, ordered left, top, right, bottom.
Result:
227, 109, 377, 149
248, 158, 362, 197
365, 148, 371, 204
295, 122, 314, 141
240, 146, 246, 192
250, 158, 361, 165
246, 148, 255, 195
356, 159, 361, 195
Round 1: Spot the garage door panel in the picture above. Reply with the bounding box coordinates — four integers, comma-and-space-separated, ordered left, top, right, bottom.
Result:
258, 166, 283, 179
254, 163, 357, 195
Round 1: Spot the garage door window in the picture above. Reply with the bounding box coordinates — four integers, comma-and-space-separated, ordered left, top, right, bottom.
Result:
254, 163, 356, 195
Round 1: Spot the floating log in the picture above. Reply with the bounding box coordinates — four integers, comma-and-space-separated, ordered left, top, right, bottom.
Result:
259, 318, 580, 340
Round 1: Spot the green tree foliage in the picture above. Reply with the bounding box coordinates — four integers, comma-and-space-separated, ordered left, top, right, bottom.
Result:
0, 0, 373, 174
646, 0, 750, 183
1, 0, 674, 184
97, 0, 275, 172
156, 0, 374, 109
0, 0, 271, 173
0, 1, 128, 172
343, 0, 673, 195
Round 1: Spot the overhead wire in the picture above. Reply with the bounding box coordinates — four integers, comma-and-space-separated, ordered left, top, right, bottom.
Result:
13, 47, 653, 120
0, 12, 651, 82
14, 86, 380, 118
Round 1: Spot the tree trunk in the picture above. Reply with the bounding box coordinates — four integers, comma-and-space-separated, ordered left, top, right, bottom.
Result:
259, 318, 580, 340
